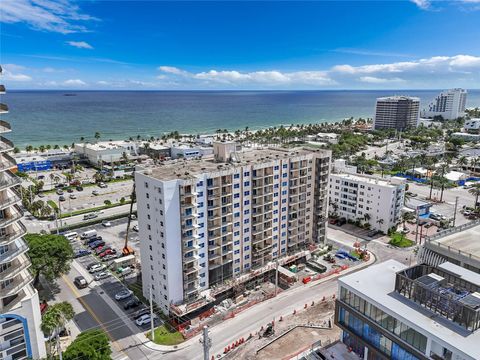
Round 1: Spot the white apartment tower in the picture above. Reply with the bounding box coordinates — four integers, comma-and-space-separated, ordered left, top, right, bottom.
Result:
374, 96, 420, 130
135, 144, 330, 314
329, 162, 405, 233
0, 66, 46, 359
421, 88, 467, 120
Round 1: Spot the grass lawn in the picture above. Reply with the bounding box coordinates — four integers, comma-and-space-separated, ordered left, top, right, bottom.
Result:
147, 324, 184, 346
389, 232, 415, 248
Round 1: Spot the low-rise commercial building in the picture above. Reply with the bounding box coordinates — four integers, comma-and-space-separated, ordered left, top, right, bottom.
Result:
328, 169, 405, 233
336, 259, 480, 360
464, 118, 480, 134
451, 132, 480, 143
74, 140, 138, 165
135, 143, 331, 315
170, 145, 214, 159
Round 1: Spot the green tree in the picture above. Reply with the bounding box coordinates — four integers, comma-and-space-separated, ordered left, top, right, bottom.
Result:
402, 211, 415, 228
42, 302, 75, 357
25, 233, 74, 287
468, 184, 480, 209
63, 329, 111, 360
94, 132, 101, 142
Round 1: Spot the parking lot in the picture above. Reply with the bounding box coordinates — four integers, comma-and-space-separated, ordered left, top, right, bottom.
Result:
63, 218, 160, 331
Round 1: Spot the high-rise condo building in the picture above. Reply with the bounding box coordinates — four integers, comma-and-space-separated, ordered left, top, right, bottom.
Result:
0, 66, 47, 359
336, 259, 480, 360
135, 143, 331, 316
373, 96, 420, 130
421, 88, 467, 120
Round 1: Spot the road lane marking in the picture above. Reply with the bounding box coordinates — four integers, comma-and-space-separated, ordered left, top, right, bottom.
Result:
62, 274, 126, 355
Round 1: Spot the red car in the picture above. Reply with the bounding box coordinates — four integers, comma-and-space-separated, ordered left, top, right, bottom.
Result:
99, 248, 116, 258
95, 246, 111, 255
329, 218, 338, 225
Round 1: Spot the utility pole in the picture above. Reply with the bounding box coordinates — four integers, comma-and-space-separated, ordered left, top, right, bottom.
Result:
453, 196, 459, 227
150, 285, 155, 342
414, 206, 420, 244
199, 326, 212, 360
274, 258, 279, 297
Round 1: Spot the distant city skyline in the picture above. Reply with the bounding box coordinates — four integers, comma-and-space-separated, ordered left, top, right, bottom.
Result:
1, 0, 480, 90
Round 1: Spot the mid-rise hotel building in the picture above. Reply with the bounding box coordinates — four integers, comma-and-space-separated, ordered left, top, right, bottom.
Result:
135, 143, 330, 314
421, 88, 467, 120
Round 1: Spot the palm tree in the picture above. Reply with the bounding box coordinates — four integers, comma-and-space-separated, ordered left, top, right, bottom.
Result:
457, 156, 468, 170
25, 145, 33, 153
468, 184, 480, 210
436, 162, 450, 202
402, 211, 415, 228
94, 132, 101, 142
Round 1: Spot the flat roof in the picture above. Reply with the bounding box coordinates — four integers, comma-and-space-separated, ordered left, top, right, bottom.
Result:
427, 222, 480, 261
330, 172, 404, 188
339, 260, 480, 359
76, 141, 134, 151
140, 147, 330, 181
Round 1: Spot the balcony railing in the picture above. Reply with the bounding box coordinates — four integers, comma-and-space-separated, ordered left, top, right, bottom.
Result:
0, 223, 27, 246
0, 104, 8, 113
0, 205, 24, 228
0, 153, 17, 172
0, 137, 14, 153
0, 272, 34, 298
0, 120, 11, 133
0, 240, 29, 264
0, 256, 31, 281
0, 171, 21, 191
0, 189, 22, 211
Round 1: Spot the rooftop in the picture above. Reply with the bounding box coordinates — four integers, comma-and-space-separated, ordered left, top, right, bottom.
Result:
340, 260, 480, 359
140, 147, 330, 181
376, 96, 420, 102
425, 221, 480, 263
330, 172, 405, 188
75, 141, 135, 151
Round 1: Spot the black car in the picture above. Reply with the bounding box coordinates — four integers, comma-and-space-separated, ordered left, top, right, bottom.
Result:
132, 308, 150, 319
124, 297, 141, 310
337, 217, 347, 226
76, 186, 84, 191
67, 188, 74, 193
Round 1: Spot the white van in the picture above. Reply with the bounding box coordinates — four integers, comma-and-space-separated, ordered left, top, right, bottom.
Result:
63, 232, 78, 241
81, 229, 97, 240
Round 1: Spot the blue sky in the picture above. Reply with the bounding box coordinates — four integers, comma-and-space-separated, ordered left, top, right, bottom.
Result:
1, 0, 480, 90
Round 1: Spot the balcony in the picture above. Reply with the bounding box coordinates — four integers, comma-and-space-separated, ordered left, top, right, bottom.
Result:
0, 189, 22, 211
0, 171, 22, 191
0, 223, 27, 246
0, 120, 11, 133
0, 104, 8, 114
183, 264, 199, 275
0, 272, 33, 299
0, 153, 16, 172
0, 85, 5, 94
0, 255, 31, 281
0, 137, 14, 153
0, 205, 23, 228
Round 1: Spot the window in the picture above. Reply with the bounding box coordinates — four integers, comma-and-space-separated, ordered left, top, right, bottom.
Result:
234, 174, 240, 179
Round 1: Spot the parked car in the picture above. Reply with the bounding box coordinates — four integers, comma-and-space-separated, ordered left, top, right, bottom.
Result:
59, 195, 66, 202
83, 213, 98, 220
130, 214, 137, 220
94, 245, 109, 254
89, 240, 105, 249
88, 264, 106, 273
115, 289, 133, 301
99, 248, 116, 258
124, 297, 140, 310
38, 193, 45, 198
67, 188, 74, 193
132, 225, 139, 232
74, 249, 91, 258
98, 182, 108, 188
336, 217, 347, 226
81, 230, 97, 239
74, 276, 88, 289
401, 228, 410, 234
102, 254, 118, 262
56, 189, 64, 195
94, 272, 110, 281
135, 314, 158, 326
102, 221, 112, 227
133, 308, 150, 320
76, 186, 83, 191
69, 194, 77, 199
119, 267, 133, 277
367, 230, 379, 238
328, 218, 337, 225
92, 190, 99, 196
424, 223, 434, 228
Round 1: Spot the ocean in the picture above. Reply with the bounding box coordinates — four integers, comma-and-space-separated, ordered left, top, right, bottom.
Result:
2, 90, 480, 148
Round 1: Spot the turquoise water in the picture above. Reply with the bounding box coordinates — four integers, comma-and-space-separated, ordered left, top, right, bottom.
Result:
2, 90, 480, 148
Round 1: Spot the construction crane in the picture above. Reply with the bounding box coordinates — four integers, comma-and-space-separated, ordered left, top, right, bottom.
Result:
122, 182, 136, 257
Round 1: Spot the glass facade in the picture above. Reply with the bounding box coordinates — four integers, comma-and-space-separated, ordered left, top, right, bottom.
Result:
339, 287, 427, 357
338, 307, 419, 360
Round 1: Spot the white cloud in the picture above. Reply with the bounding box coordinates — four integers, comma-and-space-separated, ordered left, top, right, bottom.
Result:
0, 0, 97, 34
359, 76, 404, 84
158, 66, 189, 76
2, 64, 32, 81
96, 81, 109, 85
67, 41, 93, 49
64, 79, 86, 86
410, 0, 431, 10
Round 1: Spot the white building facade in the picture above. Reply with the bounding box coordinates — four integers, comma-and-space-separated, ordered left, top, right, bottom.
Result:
421, 88, 467, 120
328, 172, 405, 233
374, 96, 420, 130
74, 140, 138, 165
464, 118, 480, 134
135, 145, 330, 315
0, 67, 46, 360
